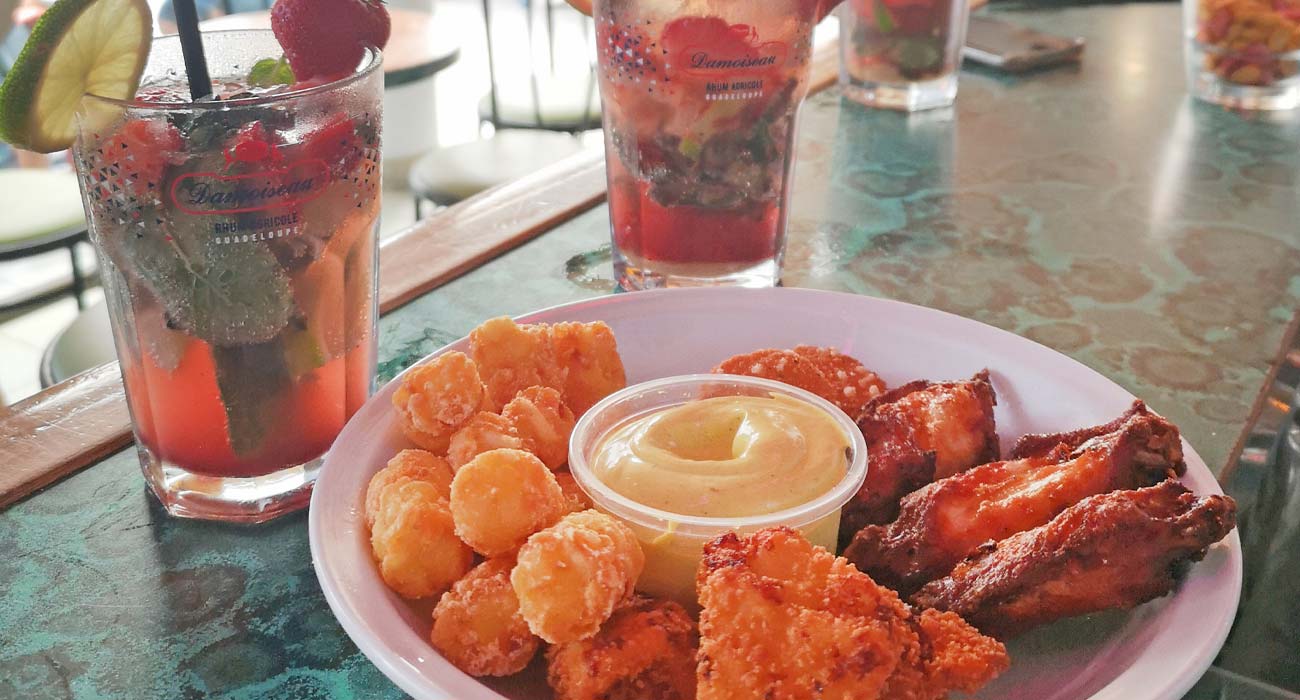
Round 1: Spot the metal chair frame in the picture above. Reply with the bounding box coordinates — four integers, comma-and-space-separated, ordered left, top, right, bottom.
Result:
480, 0, 599, 134
0, 226, 92, 313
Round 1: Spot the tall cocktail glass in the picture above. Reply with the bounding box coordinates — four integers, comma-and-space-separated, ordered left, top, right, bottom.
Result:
73, 30, 382, 522
592, 0, 821, 289
838, 0, 971, 111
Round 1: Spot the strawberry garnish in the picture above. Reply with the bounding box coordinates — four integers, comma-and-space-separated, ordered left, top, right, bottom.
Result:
270, 0, 390, 81
299, 114, 363, 174
661, 16, 758, 59
97, 118, 183, 196
225, 121, 283, 168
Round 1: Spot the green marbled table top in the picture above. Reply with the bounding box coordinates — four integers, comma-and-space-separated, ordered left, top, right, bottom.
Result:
4, 3, 1299, 699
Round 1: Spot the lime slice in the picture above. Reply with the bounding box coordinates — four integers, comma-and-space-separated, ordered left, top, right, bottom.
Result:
0, 0, 152, 153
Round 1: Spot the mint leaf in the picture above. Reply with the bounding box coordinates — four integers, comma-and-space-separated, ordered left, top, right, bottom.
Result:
248, 57, 295, 87
117, 212, 294, 347
678, 136, 702, 160
873, 0, 895, 33
213, 339, 291, 455
181, 241, 295, 346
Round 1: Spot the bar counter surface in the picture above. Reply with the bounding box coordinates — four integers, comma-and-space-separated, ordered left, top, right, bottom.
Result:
3, 3, 1299, 699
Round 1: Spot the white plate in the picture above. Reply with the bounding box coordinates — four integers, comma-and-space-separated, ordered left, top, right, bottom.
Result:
309, 287, 1242, 700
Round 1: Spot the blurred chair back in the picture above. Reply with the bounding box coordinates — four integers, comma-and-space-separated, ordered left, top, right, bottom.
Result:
480, 0, 600, 133
40, 300, 114, 388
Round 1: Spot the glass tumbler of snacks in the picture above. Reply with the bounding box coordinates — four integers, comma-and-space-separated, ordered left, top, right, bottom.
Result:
592, 0, 822, 290
72, 30, 383, 522
1185, 0, 1300, 109
838, 0, 972, 111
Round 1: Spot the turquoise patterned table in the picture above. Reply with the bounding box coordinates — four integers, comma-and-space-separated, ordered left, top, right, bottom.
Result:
4, 3, 1300, 698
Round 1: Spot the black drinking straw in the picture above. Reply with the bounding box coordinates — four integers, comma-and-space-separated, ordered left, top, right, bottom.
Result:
172, 0, 213, 100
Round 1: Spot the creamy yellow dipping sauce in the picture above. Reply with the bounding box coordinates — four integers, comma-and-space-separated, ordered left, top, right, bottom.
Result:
590, 394, 851, 518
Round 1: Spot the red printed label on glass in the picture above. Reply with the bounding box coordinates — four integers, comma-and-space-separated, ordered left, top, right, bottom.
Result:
169, 158, 331, 215
678, 41, 789, 76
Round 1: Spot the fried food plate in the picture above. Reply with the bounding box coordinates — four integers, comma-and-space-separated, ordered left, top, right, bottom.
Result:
309, 287, 1241, 700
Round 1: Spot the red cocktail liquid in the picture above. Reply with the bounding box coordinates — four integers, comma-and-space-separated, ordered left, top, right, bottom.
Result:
609, 179, 782, 266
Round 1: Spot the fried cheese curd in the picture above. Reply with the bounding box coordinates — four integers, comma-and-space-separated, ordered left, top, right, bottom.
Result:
470, 317, 568, 411
431, 557, 540, 677
713, 346, 885, 419
551, 321, 629, 414
553, 471, 594, 514
392, 351, 487, 453
546, 596, 698, 700
502, 386, 576, 469
447, 412, 524, 471
450, 448, 567, 556
370, 481, 473, 599
696, 527, 1008, 700
511, 510, 645, 644
364, 449, 454, 528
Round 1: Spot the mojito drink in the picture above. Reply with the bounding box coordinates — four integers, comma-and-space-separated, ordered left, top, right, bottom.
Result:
75, 31, 382, 519
594, 0, 820, 288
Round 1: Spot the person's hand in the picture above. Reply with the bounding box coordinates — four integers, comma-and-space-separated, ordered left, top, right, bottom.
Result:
13, 0, 45, 27
562, 0, 591, 15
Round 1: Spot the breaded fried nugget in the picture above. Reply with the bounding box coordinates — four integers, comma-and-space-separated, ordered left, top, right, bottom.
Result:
551, 321, 628, 414
391, 352, 486, 453
364, 449, 453, 528
370, 481, 473, 599
696, 527, 1006, 700
793, 345, 886, 418
512, 510, 644, 643
450, 448, 566, 556
470, 317, 566, 411
881, 609, 1013, 700
502, 386, 576, 469
431, 557, 540, 677
562, 509, 645, 599
447, 412, 524, 471
547, 597, 697, 700
553, 471, 593, 513
713, 349, 837, 402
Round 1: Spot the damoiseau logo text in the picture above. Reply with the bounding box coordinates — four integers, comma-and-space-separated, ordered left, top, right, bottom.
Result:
169, 159, 330, 215
187, 177, 317, 207
689, 52, 778, 70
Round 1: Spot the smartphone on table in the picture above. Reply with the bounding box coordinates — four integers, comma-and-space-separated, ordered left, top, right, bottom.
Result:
963, 15, 1085, 73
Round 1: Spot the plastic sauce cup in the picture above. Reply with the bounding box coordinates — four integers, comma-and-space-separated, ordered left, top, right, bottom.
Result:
568, 374, 869, 607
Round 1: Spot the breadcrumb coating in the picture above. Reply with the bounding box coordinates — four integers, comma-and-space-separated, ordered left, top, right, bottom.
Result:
431, 557, 540, 676
447, 411, 525, 471
364, 449, 453, 528
512, 510, 644, 643
502, 386, 576, 470
696, 527, 1007, 700
370, 481, 473, 599
450, 448, 566, 556
551, 321, 628, 414
392, 352, 487, 452
547, 596, 697, 700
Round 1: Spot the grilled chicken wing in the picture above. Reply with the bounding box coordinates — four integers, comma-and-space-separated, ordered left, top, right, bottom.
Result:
911, 480, 1237, 638
841, 371, 1000, 542
844, 404, 1185, 596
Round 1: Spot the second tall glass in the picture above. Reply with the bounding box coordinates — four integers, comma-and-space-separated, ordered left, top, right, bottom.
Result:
839, 0, 971, 111
593, 0, 820, 289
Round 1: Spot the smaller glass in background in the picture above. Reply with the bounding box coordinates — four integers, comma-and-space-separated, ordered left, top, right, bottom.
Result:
838, 0, 972, 111
1185, 0, 1300, 110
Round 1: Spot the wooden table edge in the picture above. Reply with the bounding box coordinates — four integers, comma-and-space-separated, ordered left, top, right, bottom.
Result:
1218, 308, 1300, 485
